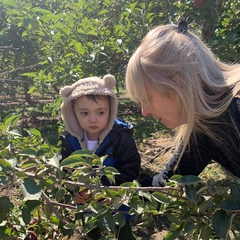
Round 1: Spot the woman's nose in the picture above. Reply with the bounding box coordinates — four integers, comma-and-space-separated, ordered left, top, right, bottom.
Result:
141, 106, 151, 117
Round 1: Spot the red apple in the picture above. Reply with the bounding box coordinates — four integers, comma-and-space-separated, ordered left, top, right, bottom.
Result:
194, 0, 204, 8
24, 231, 38, 240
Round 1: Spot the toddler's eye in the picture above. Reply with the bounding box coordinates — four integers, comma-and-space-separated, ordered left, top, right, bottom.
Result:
81, 112, 88, 116
98, 111, 105, 116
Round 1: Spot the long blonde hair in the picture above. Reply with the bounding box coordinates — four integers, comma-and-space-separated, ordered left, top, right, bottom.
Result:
126, 24, 240, 159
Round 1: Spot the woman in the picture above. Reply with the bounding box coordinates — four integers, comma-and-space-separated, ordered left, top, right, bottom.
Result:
125, 20, 240, 187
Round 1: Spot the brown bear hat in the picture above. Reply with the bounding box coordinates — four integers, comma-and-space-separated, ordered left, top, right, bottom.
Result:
60, 74, 118, 151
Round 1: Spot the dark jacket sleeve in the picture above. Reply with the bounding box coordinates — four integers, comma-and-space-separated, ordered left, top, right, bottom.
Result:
113, 131, 141, 185
142, 135, 213, 187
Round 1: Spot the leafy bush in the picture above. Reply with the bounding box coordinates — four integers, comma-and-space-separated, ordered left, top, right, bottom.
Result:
1, 115, 240, 240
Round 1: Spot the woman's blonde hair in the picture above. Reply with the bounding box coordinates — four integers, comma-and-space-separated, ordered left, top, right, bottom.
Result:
126, 24, 240, 160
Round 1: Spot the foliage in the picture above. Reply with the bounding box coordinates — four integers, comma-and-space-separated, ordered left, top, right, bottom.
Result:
0, 0, 239, 110
1, 115, 240, 239
1, 0, 240, 239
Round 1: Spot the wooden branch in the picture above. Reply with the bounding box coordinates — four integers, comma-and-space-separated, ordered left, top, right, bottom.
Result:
41, 191, 68, 225
0, 63, 39, 76
63, 180, 180, 193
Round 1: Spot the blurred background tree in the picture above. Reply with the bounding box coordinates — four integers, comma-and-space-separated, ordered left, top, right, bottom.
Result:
0, 0, 239, 112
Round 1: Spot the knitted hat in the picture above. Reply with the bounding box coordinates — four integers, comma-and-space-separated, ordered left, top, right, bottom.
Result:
60, 74, 118, 150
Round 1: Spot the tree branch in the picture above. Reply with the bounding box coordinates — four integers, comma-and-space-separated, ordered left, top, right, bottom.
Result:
41, 191, 69, 225
0, 63, 39, 77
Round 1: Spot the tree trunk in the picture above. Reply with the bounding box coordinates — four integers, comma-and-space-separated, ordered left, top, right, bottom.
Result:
23, 81, 32, 105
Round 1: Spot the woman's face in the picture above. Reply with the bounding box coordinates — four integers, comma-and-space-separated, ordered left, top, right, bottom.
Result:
141, 84, 185, 129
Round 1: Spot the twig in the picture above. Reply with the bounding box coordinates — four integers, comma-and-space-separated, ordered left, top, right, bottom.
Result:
0, 78, 30, 83
0, 45, 19, 50
0, 63, 39, 76
47, 199, 76, 209
63, 180, 181, 194
41, 191, 68, 225
142, 145, 172, 166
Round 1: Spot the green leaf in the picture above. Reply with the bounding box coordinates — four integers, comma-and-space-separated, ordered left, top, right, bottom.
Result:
7, 157, 17, 168
4, 0, 18, 7
217, 197, 240, 211
19, 148, 38, 157
184, 221, 196, 234
0, 148, 10, 158
21, 178, 41, 201
28, 128, 41, 137
75, 169, 92, 183
163, 230, 181, 240
50, 215, 60, 225
152, 192, 170, 204
47, 153, 60, 168
170, 175, 201, 185
21, 72, 37, 77
199, 198, 213, 213
25, 200, 41, 212
43, 203, 53, 219
0, 176, 9, 186
22, 207, 31, 224
60, 154, 90, 167
99, 211, 116, 232
72, 40, 83, 54
120, 182, 137, 187
64, 223, 76, 230
0, 226, 10, 239
200, 225, 213, 240
20, 159, 38, 169
7, 129, 22, 137
0, 159, 13, 171
6, 9, 20, 15
102, 166, 120, 175
40, 13, 56, 22
114, 213, 126, 228
71, 149, 96, 157
213, 209, 232, 239
0, 197, 14, 222
196, 185, 209, 195
232, 216, 240, 231
167, 214, 182, 225
184, 184, 197, 202
4, 114, 21, 127
55, 188, 65, 202
15, 171, 27, 178
104, 174, 116, 185
230, 184, 240, 197
83, 219, 98, 234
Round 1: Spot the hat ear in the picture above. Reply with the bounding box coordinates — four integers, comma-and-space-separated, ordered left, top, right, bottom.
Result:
103, 74, 116, 89
59, 86, 73, 97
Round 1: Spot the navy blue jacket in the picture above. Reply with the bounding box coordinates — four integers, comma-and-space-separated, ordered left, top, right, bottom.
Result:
60, 119, 141, 186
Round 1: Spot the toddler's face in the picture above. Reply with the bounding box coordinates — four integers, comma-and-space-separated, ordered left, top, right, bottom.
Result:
73, 96, 110, 140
